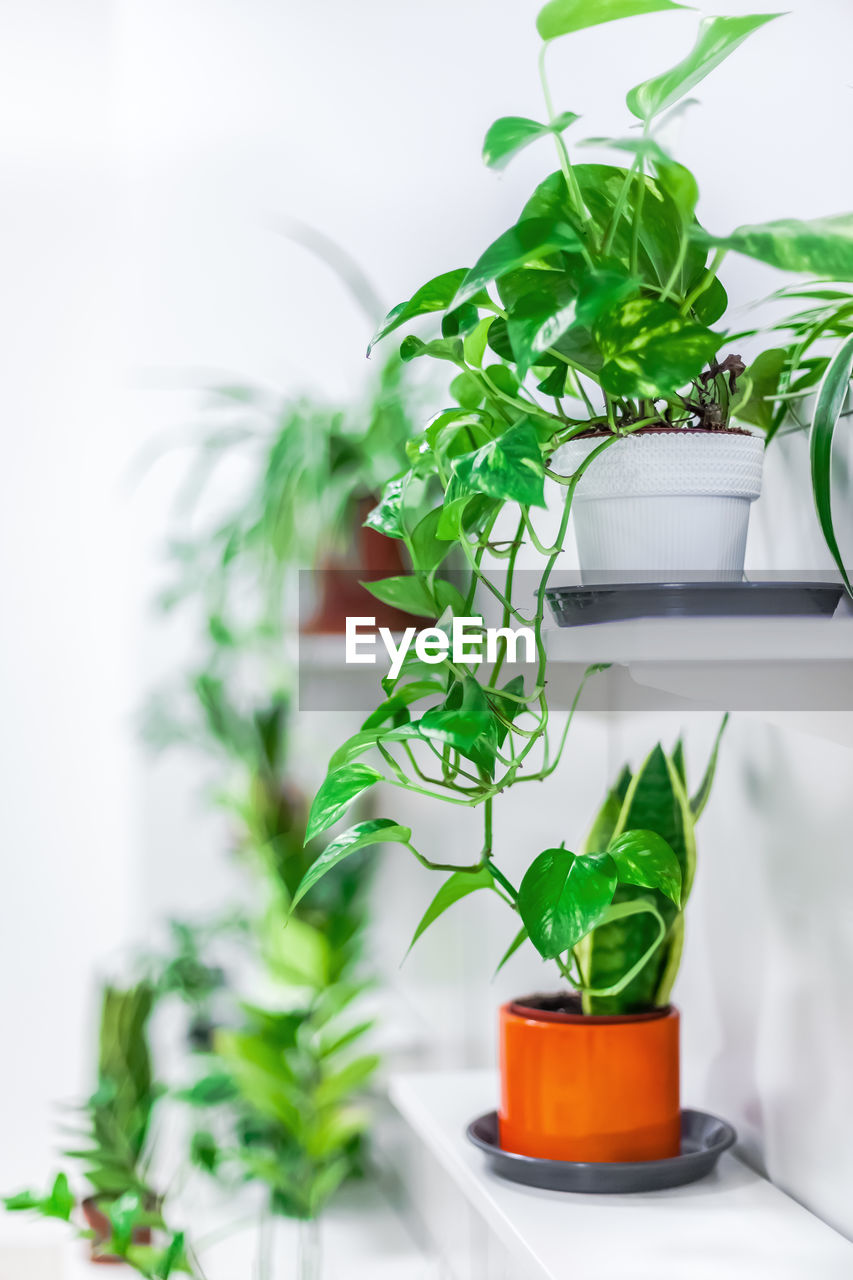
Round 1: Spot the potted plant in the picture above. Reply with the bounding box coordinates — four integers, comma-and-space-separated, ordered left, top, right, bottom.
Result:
294, 722, 725, 1163
178, 857, 379, 1280
360, 1, 852, 585
4, 982, 196, 1275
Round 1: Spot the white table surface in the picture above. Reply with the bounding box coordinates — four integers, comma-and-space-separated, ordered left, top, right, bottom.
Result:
390, 1069, 853, 1280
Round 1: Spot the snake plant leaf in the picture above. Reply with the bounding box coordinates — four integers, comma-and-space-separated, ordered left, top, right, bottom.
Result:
305, 764, 384, 841
483, 113, 579, 170
578, 745, 694, 1012
407, 866, 495, 954
693, 214, 853, 281
291, 820, 412, 910
452, 219, 585, 309
627, 13, 782, 122
595, 296, 719, 397
518, 848, 617, 959
810, 332, 853, 593
451, 418, 546, 507
671, 738, 687, 788
362, 574, 466, 618
368, 270, 468, 354
690, 713, 730, 818
537, 0, 688, 41
607, 829, 682, 907
494, 925, 529, 975
583, 765, 632, 854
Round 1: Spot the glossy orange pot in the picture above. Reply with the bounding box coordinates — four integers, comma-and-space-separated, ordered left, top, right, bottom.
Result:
498, 998, 680, 1162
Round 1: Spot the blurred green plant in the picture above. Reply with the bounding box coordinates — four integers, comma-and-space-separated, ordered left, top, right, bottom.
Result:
139, 241, 412, 1267
4, 983, 197, 1277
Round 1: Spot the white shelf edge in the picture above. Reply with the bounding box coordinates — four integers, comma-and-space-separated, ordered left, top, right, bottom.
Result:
390, 1069, 853, 1280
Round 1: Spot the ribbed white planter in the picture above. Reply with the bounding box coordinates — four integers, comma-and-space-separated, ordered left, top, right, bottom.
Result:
553, 429, 764, 583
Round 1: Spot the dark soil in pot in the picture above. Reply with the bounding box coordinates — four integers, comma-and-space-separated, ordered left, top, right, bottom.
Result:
572, 424, 752, 439
509, 992, 670, 1022
301, 496, 417, 634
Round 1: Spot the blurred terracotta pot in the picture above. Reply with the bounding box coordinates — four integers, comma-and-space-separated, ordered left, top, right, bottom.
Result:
301, 497, 415, 634
82, 1198, 151, 1265
498, 997, 680, 1162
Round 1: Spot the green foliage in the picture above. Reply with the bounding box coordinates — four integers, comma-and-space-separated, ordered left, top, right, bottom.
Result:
73, 984, 157, 1200
537, 0, 687, 41
627, 14, 782, 122
301, 1, 851, 1035
810, 334, 853, 593
577, 720, 727, 1013
3, 984, 198, 1277
185, 990, 377, 1221
483, 113, 579, 170
4, 1173, 74, 1222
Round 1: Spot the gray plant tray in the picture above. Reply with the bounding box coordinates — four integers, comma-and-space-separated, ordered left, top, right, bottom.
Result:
546, 581, 844, 627
466, 1109, 736, 1194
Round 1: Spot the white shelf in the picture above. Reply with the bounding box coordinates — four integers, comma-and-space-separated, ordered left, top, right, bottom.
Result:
390, 1069, 853, 1280
298, 617, 853, 728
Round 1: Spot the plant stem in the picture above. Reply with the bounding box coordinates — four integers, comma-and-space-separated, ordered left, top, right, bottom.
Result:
297, 1217, 321, 1280
538, 42, 591, 237
681, 248, 727, 315
408, 844, 484, 875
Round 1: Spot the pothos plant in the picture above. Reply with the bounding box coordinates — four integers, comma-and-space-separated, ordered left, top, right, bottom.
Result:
288, 1, 852, 996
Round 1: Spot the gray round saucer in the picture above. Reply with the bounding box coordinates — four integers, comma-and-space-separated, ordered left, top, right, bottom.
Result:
466, 1109, 736, 1194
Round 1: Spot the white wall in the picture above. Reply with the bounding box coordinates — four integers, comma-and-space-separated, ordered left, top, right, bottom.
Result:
2, 0, 852, 1245
0, 1, 133, 1189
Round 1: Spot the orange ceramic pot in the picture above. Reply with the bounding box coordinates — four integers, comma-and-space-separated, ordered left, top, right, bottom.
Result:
498, 998, 680, 1162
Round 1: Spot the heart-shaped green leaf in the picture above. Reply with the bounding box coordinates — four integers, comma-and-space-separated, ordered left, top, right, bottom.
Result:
368, 270, 468, 354
306, 764, 384, 841
482, 112, 579, 170
453, 219, 584, 309
607, 829, 682, 907
364, 477, 406, 539
362, 574, 466, 619
407, 866, 495, 954
735, 348, 788, 431
518, 847, 617, 959
595, 296, 718, 397
400, 335, 464, 364
693, 214, 853, 282
292, 820, 412, 910
537, 0, 687, 41
418, 677, 498, 764
451, 418, 546, 507
627, 13, 781, 121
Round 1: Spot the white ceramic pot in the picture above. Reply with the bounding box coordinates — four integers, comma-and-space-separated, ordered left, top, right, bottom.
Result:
553, 429, 764, 583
